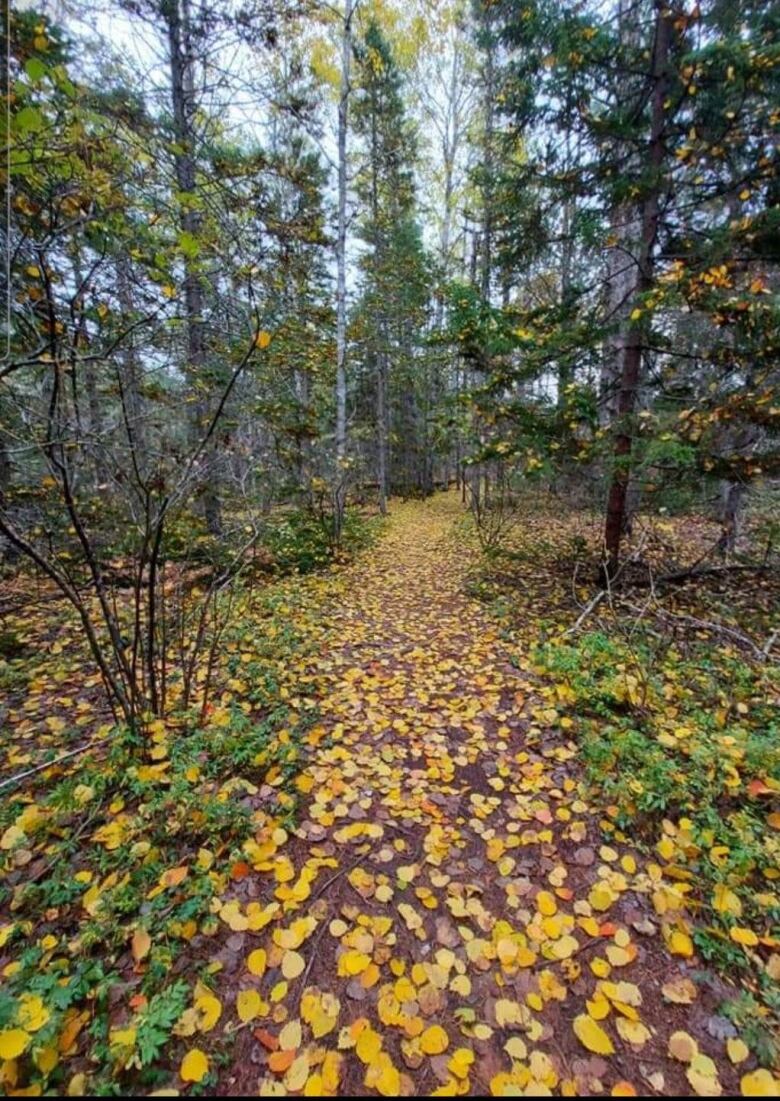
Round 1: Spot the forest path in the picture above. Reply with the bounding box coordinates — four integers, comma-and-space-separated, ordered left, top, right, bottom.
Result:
220, 493, 738, 1098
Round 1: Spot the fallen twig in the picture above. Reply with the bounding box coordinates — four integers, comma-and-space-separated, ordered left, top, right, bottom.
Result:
762, 628, 779, 660
309, 854, 366, 903
649, 562, 771, 587
624, 602, 768, 659
0, 736, 111, 793
564, 589, 607, 635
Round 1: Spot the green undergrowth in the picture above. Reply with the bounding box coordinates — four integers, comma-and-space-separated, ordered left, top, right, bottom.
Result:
531, 628, 780, 1056
466, 504, 780, 1058
532, 630, 780, 908
263, 506, 383, 575
0, 572, 329, 1093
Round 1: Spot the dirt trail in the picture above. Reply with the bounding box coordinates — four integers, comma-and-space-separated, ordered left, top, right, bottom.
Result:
220, 494, 741, 1097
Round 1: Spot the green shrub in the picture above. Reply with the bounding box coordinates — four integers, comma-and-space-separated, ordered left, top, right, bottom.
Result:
263, 506, 381, 575
532, 630, 780, 923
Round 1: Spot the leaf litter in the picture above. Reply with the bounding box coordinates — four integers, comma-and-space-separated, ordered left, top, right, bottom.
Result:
1, 494, 778, 1096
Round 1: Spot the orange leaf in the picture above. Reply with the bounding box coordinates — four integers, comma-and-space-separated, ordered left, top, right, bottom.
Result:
748, 780, 771, 797
268, 1049, 295, 1074
254, 1028, 279, 1051
131, 929, 151, 963
163, 866, 188, 888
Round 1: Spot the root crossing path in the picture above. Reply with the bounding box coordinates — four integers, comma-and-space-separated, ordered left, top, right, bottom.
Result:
219, 494, 742, 1098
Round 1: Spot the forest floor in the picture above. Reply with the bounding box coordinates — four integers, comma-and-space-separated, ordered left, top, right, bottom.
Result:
1, 492, 778, 1097
211, 493, 775, 1098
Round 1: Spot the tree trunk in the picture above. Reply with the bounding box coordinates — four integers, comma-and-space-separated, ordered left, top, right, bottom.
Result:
116, 258, 146, 465
718, 480, 746, 556
601, 199, 640, 427
367, 86, 389, 516
603, 0, 671, 577
557, 196, 575, 406
376, 352, 388, 515
165, 0, 221, 535
334, 0, 352, 537
479, 7, 496, 303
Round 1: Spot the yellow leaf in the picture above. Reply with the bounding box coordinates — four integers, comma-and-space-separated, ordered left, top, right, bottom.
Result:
662, 977, 697, 1004
450, 973, 471, 996
270, 980, 287, 1002
505, 1036, 527, 1060
536, 890, 557, 916
713, 884, 742, 918
247, 948, 267, 976
1, 825, 26, 850
194, 992, 222, 1032
606, 945, 631, 967
132, 929, 151, 963
573, 1014, 614, 1055
338, 950, 370, 977
367, 1051, 400, 1096
494, 998, 525, 1028
180, 1048, 209, 1083
398, 902, 423, 931
586, 994, 610, 1020
590, 956, 611, 978
589, 884, 616, 911
687, 1053, 721, 1096
447, 1048, 474, 1079
281, 950, 305, 979
0, 1028, 31, 1060
18, 993, 50, 1032
285, 1052, 309, 1091
727, 1038, 749, 1065
237, 989, 263, 1023
355, 1026, 382, 1063
615, 1018, 650, 1047
420, 1024, 449, 1055
109, 1026, 136, 1053
35, 1043, 59, 1074
321, 1050, 342, 1092
279, 1019, 302, 1051
665, 927, 694, 957
730, 927, 758, 947
255, 330, 272, 349
302, 991, 340, 1039
304, 1073, 323, 1096
741, 1069, 780, 1096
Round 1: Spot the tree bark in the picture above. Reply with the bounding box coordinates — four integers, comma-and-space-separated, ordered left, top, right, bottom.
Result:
116, 258, 146, 465
603, 0, 671, 576
165, 0, 221, 535
377, 350, 388, 514
334, 0, 352, 536
479, 5, 496, 303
